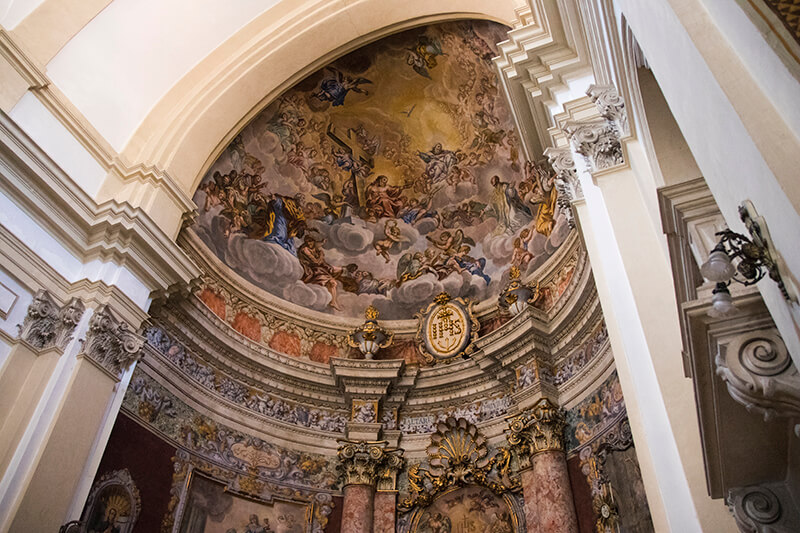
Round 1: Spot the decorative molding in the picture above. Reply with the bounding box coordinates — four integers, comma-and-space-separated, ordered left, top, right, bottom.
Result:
506, 397, 567, 470
587, 84, 628, 136
17, 289, 84, 352
715, 328, 800, 436
81, 305, 144, 379
0, 110, 200, 300
336, 440, 403, 488
564, 120, 625, 173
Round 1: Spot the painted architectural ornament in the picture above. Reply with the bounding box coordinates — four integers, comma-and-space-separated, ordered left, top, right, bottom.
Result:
82, 305, 144, 378
190, 20, 571, 319
17, 289, 85, 351
415, 292, 478, 363
347, 305, 393, 359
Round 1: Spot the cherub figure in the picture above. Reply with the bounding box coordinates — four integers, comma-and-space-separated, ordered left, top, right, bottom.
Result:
374, 219, 407, 262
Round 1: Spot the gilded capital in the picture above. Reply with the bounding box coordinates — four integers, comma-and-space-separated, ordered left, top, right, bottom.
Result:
506, 398, 567, 470
336, 440, 403, 488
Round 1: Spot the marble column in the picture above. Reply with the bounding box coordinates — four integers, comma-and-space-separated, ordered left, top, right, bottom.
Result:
337, 440, 403, 533
507, 398, 578, 533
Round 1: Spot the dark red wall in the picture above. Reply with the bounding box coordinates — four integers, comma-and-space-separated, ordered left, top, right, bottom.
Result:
92, 413, 176, 532
567, 455, 595, 533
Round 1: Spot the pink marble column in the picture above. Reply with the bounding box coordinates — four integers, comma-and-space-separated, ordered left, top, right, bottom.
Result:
373, 491, 397, 533
341, 484, 374, 533
520, 468, 541, 532
528, 450, 579, 533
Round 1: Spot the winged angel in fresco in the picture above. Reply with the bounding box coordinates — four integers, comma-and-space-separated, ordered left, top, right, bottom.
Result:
406, 35, 446, 78
314, 67, 372, 107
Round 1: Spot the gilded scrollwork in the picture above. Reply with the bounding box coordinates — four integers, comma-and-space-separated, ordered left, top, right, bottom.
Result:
336, 440, 405, 488
398, 417, 520, 512
505, 398, 567, 471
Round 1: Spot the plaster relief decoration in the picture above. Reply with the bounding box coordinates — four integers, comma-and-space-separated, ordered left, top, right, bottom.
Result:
715, 329, 800, 437
82, 305, 144, 379
398, 395, 512, 434
145, 327, 347, 433
79, 469, 141, 533
190, 20, 571, 320
17, 289, 85, 351
565, 121, 624, 173
587, 85, 628, 136
415, 292, 479, 363
336, 440, 404, 489
122, 370, 338, 491
544, 147, 580, 229
176, 471, 309, 533
398, 417, 523, 532
351, 399, 379, 423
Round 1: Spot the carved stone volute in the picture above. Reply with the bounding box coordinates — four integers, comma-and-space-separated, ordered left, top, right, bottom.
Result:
728, 484, 800, 532
715, 328, 800, 437
17, 290, 85, 352
336, 440, 403, 488
506, 397, 567, 470
81, 305, 144, 379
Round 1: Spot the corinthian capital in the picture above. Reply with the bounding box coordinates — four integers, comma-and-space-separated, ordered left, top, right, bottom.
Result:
587, 84, 628, 135
17, 290, 85, 352
81, 305, 144, 379
505, 398, 567, 470
565, 120, 624, 173
715, 329, 800, 437
336, 440, 403, 488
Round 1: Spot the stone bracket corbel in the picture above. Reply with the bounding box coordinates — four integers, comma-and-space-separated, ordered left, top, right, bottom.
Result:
715, 328, 800, 437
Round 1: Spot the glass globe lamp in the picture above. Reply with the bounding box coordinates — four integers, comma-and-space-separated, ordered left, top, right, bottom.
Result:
700, 243, 735, 283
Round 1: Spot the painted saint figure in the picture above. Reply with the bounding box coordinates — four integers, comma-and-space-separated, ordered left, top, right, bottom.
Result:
489, 175, 532, 234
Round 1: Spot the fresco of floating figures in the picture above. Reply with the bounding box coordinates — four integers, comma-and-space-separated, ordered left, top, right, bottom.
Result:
191, 20, 571, 320
145, 328, 349, 433
565, 371, 626, 452
123, 370, 339, 491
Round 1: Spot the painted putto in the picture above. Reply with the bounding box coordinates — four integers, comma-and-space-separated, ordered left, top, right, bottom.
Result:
192, 20, 570, 319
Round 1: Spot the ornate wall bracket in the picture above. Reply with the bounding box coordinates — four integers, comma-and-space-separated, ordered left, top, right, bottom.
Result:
81, 305, 144, 380
17, 289, 85, 352
728, 484, 800, 533
506, 397, 567, 470
336, 440, 404, 488
715, 329, 800, 437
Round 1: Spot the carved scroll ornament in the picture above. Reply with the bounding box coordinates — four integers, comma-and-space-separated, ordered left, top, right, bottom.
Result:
81, 305, 144, 379
505, 398, 567, 470
18, 289, 85, 351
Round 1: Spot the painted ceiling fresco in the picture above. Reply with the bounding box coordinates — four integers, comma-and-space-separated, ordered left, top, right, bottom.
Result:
192, 20, 570, 319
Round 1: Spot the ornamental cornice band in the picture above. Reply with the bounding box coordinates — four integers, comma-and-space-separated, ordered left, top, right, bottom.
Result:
17, 289, 85, 352
82, 305, 144, 378
506, 397, 567, 470
336, 440, 403, 488
565, 120, 625, 173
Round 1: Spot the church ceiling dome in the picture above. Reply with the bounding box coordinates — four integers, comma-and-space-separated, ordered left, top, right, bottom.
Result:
190, 20, 571, 320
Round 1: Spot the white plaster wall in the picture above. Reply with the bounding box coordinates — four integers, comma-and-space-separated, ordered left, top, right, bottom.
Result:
9, 93, 107, 197
616, 0, 800, 362
0, 0, 45, 28
45, 0, 281, 152
0, 191, 152, 310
